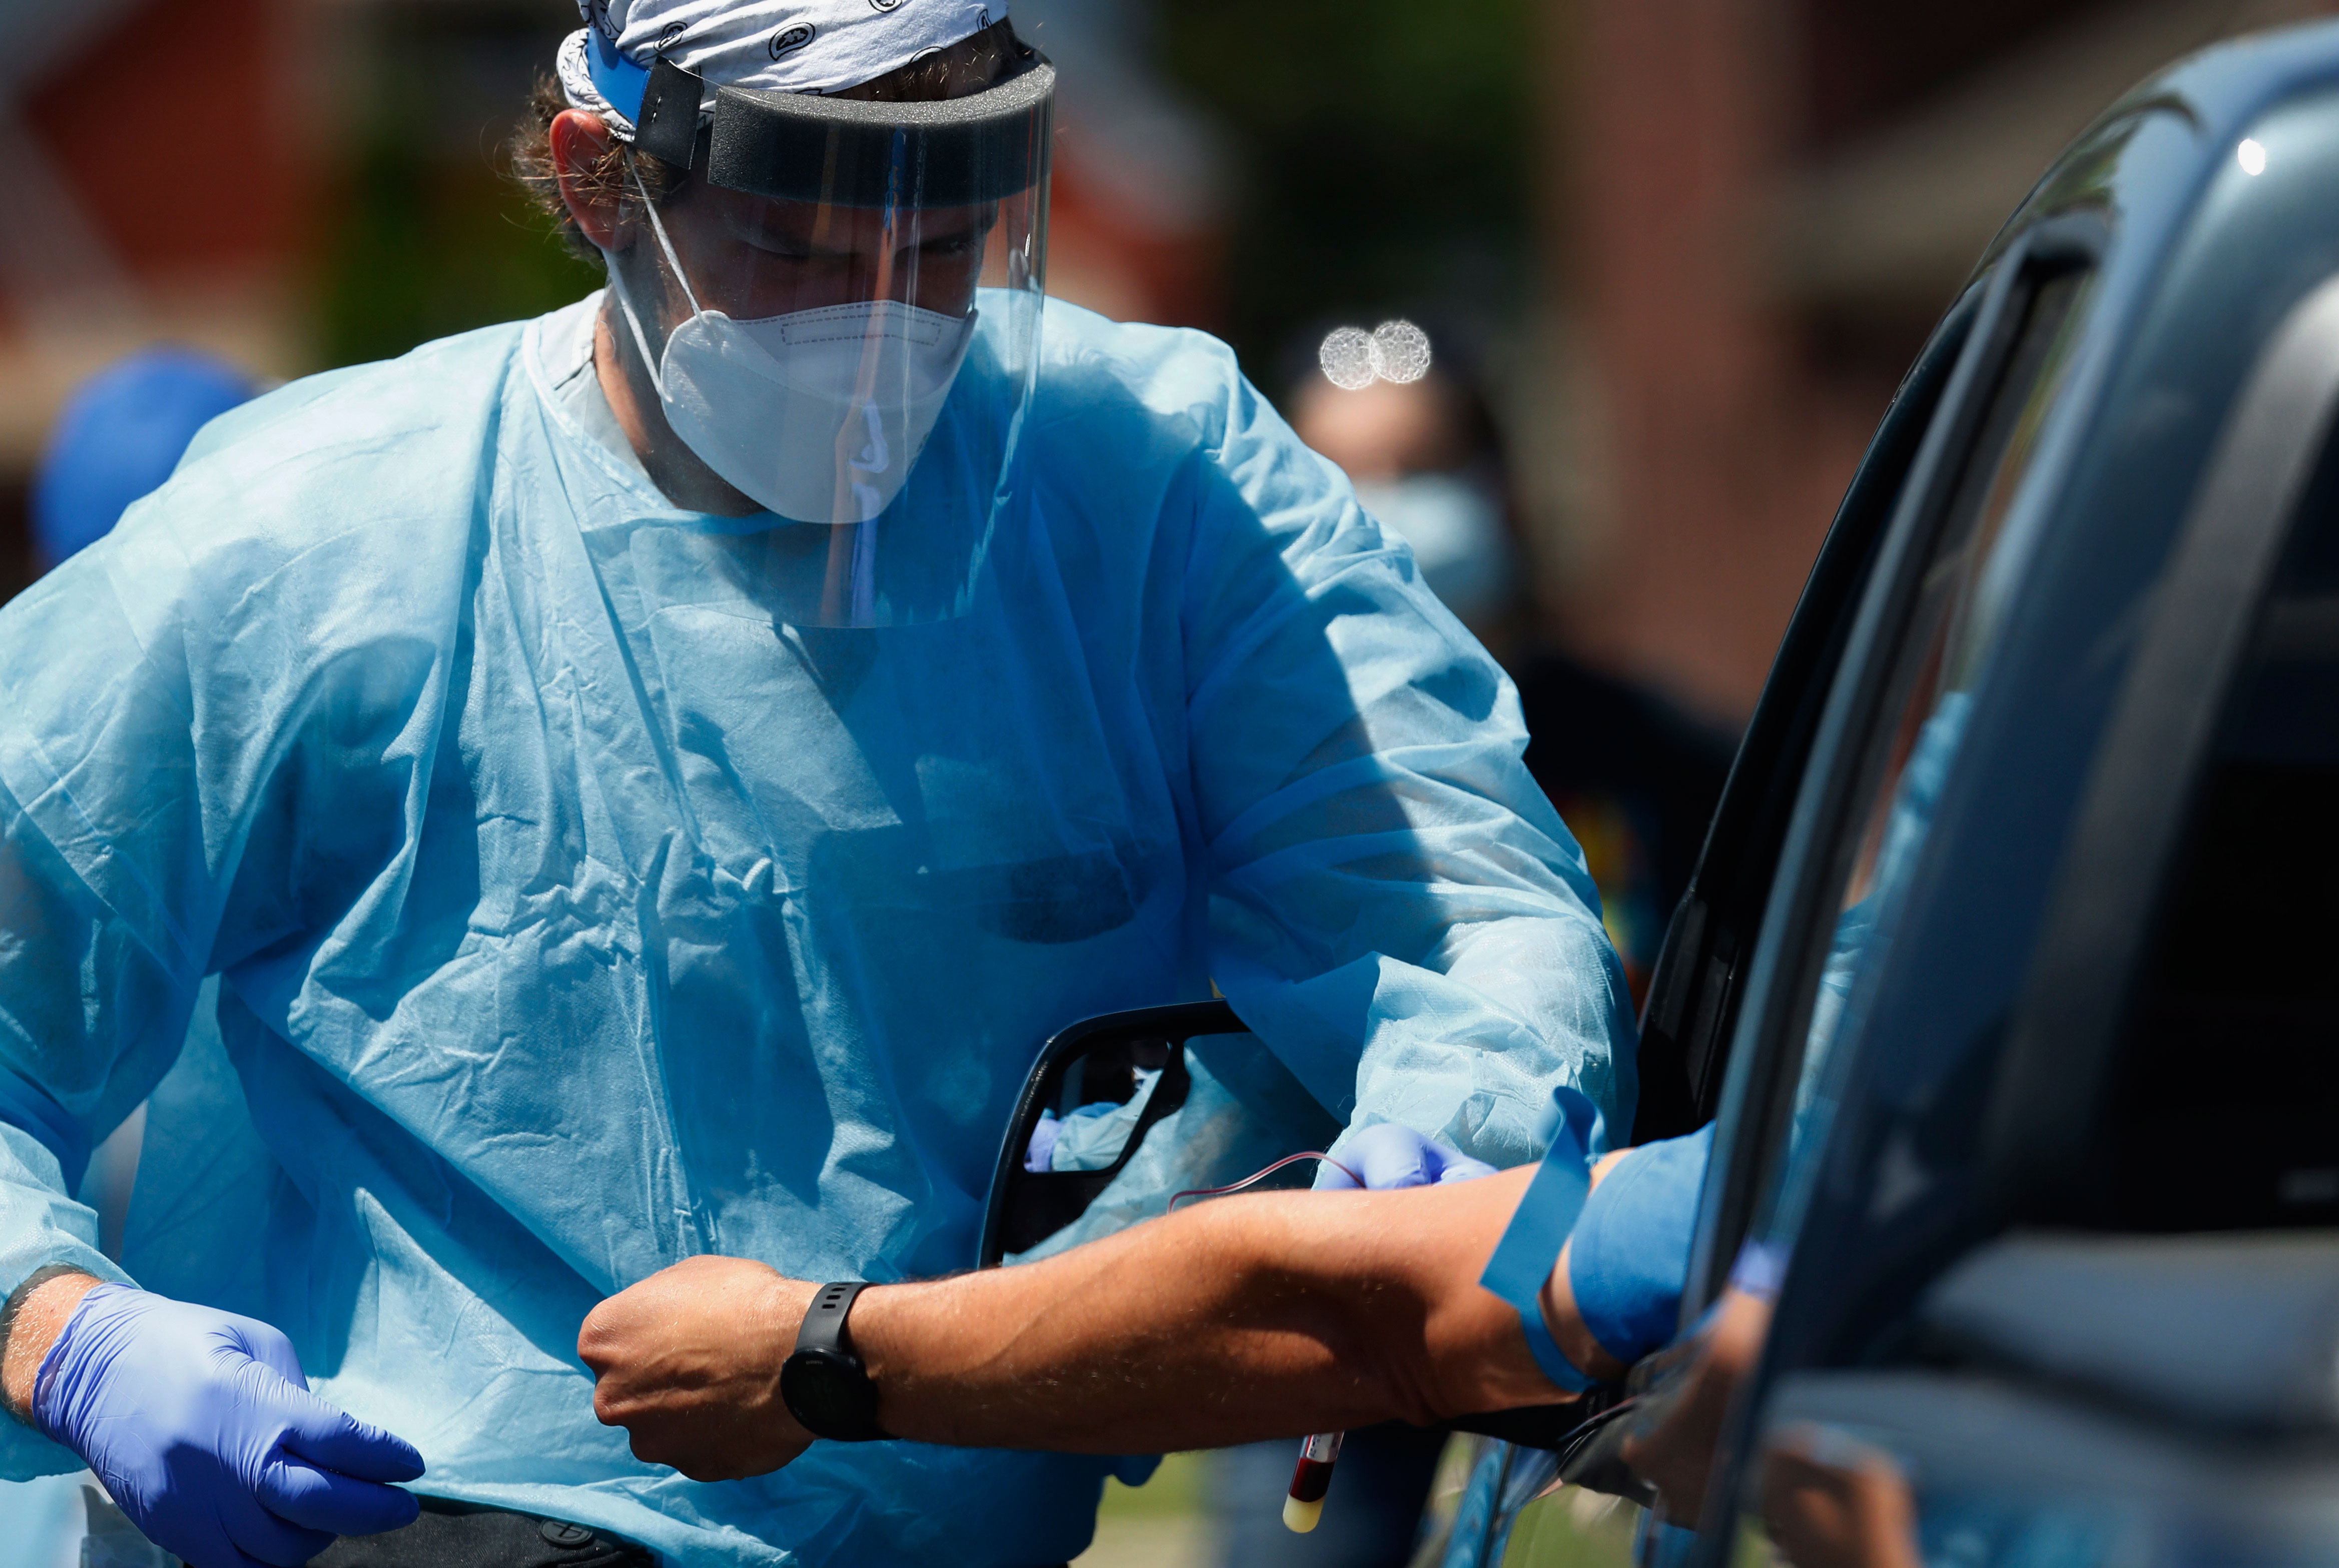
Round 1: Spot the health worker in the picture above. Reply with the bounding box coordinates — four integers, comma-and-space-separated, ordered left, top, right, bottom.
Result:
0, 3, 1634, 1565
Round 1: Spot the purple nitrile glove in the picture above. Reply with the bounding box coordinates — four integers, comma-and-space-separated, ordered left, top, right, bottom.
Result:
1321, 1123, 1498, 1190
34, 1284, 425, 1568
1024, 1111, 1064, 1173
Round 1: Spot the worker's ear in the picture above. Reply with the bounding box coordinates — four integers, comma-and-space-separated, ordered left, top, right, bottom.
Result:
550, 109, 631, 253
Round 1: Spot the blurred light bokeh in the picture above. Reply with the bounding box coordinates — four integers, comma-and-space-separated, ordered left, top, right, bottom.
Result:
8, 0, 2334, 720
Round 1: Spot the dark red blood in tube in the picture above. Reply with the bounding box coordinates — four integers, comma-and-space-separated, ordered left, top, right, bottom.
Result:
1288, 1455, 1335, 1504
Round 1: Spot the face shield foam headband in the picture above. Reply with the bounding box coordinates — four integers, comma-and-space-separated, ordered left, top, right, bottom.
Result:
599, 49, 1053, 528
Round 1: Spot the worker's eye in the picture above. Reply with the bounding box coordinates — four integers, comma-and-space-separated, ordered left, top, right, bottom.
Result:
745, 237, 824, 263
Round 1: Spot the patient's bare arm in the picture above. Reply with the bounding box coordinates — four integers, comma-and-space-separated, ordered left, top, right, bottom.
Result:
581, 1166, 1623, 1481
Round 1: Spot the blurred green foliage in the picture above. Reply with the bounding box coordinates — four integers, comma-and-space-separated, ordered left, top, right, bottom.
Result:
1094, 1450, 1210, 1521
310, 0, 1540, 383
1159, 0, 1537, 378
315, 3, 601, 370
1502, 1489, 1640, 1568
319, 134, 601, 370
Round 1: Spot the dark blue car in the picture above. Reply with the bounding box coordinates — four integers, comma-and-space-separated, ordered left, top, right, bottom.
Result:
1436, 17, 2339, 1568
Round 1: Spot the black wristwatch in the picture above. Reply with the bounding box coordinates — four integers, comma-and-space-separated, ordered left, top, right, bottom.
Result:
779, 1281, 893, 1442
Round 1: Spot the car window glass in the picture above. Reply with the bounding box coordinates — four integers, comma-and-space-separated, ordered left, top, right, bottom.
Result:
2101, 431, 2339, 1229
1763, 266, 2095, 1252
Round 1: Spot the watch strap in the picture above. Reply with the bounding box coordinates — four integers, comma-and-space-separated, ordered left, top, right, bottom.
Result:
782, 1280, 892, 1442
796, 1280, 870, 1359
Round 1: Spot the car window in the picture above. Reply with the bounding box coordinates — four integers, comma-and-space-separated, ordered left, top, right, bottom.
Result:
2100, 430, 2339, 1230
1755, 262, 2097, 1260
1697, 265, 2339, 1568
1640, 243, 2100, 1568
1633, 289, 1984, 1144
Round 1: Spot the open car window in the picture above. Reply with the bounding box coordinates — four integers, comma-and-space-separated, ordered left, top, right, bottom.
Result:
1677, 238, 2102, 1312
1631, 288, 1984, 1145
1760, 265, 2097, 1252
1466, 247, 2103, 1568
1688, 264, 2339, 1568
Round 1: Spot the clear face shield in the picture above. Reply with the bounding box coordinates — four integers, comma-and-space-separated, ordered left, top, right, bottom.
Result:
601, 51, 1052, 626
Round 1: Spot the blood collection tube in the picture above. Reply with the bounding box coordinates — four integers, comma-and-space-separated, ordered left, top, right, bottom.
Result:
1282, 1430, 1344, 1532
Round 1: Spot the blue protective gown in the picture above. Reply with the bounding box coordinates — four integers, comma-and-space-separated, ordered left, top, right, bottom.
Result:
0, 297, 1633, 1565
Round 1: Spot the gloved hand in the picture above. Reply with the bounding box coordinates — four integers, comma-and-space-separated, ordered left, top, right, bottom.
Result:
1566, 1122, 1715, 1365
1022, 1112, 1064, 1173
1321, 1122, 1497, 1190
35, 1284, 425, 1568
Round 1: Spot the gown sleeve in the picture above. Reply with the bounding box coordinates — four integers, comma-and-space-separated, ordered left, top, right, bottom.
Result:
0, 523, 218, 1473
0, 367, 467, 1477
1181, 368, 1637, 1171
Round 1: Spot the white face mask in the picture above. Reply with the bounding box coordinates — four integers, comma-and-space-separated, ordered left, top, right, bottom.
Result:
1353, 472, 1516, 625
612, 193, 977, 524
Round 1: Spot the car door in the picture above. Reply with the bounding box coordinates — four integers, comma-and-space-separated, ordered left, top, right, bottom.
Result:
1693, 259, 2339, 1568
1582, 220, 2104, 1568
1665, 58, 2339, 1568
1479, 193, 2136, 1568
1426, 203, 2097, 1568
1484, 35, 2339, 1567
1664, 219, 2106, 1326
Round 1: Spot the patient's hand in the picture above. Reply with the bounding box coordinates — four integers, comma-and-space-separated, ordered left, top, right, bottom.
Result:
580, 1256, 819, 1480
1760, 1425, 1924, 1568
1618, 1285, 1773, 1526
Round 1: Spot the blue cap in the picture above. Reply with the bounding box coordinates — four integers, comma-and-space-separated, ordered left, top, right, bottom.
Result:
33, 348, 258, 570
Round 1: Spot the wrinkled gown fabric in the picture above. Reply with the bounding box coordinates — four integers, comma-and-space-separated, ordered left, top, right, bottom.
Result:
0, 296, 1632, 1565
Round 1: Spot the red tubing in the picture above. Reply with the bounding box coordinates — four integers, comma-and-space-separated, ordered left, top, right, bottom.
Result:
1168, 1152, 1363, 1213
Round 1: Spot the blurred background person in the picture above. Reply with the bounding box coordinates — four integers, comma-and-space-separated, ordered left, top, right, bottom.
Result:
1289, 327, 1733, 1004
1290, 334, 1521, 646
32, 349, 258, 571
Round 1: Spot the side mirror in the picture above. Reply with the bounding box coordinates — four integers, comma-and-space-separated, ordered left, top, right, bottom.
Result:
977, 1000, 1341, 1269
979, 1000, 1612, 1457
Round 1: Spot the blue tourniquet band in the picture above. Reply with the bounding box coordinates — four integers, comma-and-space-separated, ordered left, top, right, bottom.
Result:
589, 30, 652, 127
1519, 1308, 1594, 1394
1479, 1085, 1606, 1394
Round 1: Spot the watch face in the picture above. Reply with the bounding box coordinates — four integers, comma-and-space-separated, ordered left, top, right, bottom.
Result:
783, 1347, 877, 1438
